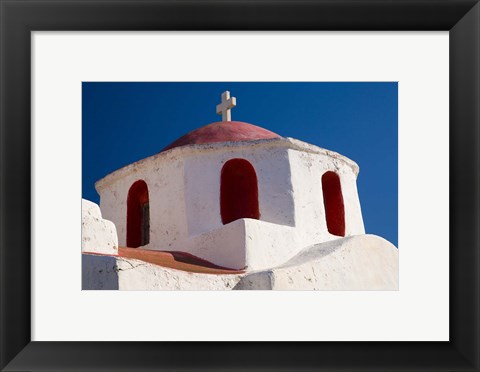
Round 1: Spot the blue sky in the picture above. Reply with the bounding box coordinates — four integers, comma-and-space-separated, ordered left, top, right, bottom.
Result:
82, 82, 398, 246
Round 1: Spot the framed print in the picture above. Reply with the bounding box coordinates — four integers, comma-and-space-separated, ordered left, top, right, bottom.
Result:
33, 33, 443, 342
1, 0, 479, 371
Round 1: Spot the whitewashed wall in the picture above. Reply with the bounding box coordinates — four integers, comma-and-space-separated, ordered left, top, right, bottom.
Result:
95, 137, 365, 271
183, 144, 295, 237
97, 151, 187, 250
288, 142, 365, 249
82, 234, 398, 291
81, 199, 118, 255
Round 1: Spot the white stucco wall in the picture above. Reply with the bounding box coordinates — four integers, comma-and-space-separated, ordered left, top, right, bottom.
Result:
95, 137, 366, 271
82, 254, 244, 290
267, 234, 398, 290
81, 199, 118, 255
287, 141, 365, 249
97, 151, 187, 250
82, 234, 398, 290
188, 218, 297, 270
184, 145, 295, 237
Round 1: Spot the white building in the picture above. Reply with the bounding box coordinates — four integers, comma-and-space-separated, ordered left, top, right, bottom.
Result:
82, 91, 398, 290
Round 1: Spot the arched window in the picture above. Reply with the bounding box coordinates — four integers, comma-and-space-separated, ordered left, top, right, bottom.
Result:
322, 171, 345, 237
127, 180, 150, 248
220, 158, 260, 224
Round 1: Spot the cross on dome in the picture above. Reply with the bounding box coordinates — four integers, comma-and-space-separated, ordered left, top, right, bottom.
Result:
216, 91, 237, 122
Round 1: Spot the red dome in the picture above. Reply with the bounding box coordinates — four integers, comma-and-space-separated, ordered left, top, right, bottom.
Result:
162, 121, 282, 152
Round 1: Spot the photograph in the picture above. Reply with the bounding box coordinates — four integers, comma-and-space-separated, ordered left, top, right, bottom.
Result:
81, 82, 398, 290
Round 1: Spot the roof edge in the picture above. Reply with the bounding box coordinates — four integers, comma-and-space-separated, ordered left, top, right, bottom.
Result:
95, 137, 359, 193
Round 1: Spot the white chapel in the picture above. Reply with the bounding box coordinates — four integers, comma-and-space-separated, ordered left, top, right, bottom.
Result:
82, 91, 398, 290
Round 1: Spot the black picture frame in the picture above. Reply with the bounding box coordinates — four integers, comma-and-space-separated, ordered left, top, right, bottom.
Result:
1, 0, 479, 371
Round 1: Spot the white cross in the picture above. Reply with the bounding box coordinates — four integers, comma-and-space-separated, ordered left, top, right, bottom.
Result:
216, 91, 237, 121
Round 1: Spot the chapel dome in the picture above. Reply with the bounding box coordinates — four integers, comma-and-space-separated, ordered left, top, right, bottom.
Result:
161, 121, 282, 152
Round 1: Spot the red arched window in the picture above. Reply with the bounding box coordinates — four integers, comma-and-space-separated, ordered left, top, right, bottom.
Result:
220, 159, 260, 224
127, 180, 150, 248
322, 171, 345, 237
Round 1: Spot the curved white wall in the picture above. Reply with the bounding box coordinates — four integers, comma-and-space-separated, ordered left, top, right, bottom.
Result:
95, 137, 364, 270
184, 145, 295, 236
81, 199, 118, 255
288, 148, 365, 247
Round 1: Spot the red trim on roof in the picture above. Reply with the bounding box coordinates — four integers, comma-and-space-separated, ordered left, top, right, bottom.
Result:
117, 247, 244, 274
